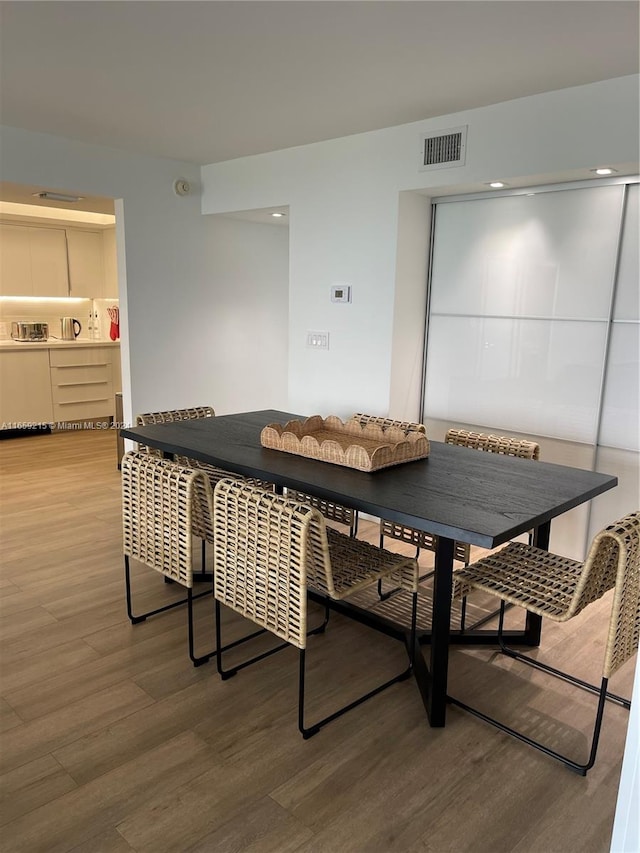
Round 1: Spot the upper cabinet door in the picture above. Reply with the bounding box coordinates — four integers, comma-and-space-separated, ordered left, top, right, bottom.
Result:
0, 223, 69, 296
30, 227, 69, 296
0, 223, 32, 295
67, 229, 106, 298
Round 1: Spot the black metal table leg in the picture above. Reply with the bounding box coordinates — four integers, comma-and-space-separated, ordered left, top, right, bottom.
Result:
427, 536, 454, 727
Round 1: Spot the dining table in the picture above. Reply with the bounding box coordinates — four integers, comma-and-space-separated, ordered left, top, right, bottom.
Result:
121, 409, 618, 727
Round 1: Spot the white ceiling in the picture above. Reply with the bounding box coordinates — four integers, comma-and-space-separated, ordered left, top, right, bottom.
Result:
1, 1, 638, 167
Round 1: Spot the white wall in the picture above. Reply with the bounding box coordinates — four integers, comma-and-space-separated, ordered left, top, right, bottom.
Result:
388, 191, 431, 422
201, 215, 289, 415
201, 75, 639, 418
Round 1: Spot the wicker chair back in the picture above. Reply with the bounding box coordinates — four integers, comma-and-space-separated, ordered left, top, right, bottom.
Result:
122, 450, 214, 588
445, 427, 540, 460
212, 478, 330, 649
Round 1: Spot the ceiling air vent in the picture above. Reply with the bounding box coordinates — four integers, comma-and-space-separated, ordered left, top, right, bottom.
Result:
419, 125, 467, 171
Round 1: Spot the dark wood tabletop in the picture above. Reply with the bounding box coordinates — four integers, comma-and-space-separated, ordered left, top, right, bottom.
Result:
122, 409, 617, 549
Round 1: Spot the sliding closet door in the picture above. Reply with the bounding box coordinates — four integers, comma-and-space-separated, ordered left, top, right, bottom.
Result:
424, 185, 624, 441
423, 183, 633, 557
589, 183, 639, 539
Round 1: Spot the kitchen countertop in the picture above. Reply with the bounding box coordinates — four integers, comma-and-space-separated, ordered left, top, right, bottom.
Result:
0, 339, 121, 351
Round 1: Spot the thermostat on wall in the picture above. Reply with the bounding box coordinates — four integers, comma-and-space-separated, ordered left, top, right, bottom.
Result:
331, 284, 351, 303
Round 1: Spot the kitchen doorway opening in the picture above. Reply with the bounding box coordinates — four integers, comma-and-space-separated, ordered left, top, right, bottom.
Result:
0, 183, 125, 450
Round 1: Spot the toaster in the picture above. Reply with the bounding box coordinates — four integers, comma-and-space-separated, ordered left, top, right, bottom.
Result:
10, 322, 49, 342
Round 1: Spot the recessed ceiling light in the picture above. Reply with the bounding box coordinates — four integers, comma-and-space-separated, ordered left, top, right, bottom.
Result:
591, 167, 617, 176
271, 212, 285, 218
487, 181, 507, 189
33, 191, 84, 203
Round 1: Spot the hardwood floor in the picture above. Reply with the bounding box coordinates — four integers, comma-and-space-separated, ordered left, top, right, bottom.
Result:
0, 429, 634, 852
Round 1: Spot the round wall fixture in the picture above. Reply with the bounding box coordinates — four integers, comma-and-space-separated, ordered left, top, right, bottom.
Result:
173, 179, 191, 197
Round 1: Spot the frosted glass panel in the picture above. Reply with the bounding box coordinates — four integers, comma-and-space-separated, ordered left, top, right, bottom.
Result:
614, 183, 639, 321
424, 316, 607, 443
599, 322, 640, 451
589, 446, 640, 544
431, 185, 623, 319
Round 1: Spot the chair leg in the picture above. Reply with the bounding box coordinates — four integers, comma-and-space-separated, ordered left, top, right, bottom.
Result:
299, 591, 417, 739
377, 531, 386, 599
459, 595, 468, 633
462, 600, 516, 632
495, 603, 630, 709
125, 555, 214, 664
448, 675, 611, 776
215, 595, 330, 681
447, 602, 629, 774
188, 588, 215, 668
310, 598, 331, 634
377, 542, 422, 601
125, 555, 209, 624
215, 599, 290, 680
408, 591, 418, 666
192, 539, 208, 583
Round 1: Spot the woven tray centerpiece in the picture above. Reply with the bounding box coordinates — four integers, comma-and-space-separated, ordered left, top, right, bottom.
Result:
260, 415, 429, 472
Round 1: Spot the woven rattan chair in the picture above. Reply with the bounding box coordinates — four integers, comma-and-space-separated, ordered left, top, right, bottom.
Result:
136, 406, 272, 571
285, 491, 359, 537
212, 478, 419, 739
354, 413, 428, 434
378, 428, 540, 626
121, 450, 216, 667
136, 406, 232, 484
448, 510, 640, 774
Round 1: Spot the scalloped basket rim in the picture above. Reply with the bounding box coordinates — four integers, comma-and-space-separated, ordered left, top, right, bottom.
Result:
260, 414, 429, 471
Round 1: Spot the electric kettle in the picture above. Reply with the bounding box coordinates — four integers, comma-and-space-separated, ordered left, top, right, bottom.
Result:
60, 318, 82, 340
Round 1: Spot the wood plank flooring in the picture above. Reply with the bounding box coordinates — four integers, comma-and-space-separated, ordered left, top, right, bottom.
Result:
0, 429, 634, 852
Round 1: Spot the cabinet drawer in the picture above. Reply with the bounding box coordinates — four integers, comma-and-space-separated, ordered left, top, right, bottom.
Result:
49, 346, 114, 367
49, 345, 115, 420
51, 378, 112, 405
53, 397, 115, 421
50, 362, 112, 387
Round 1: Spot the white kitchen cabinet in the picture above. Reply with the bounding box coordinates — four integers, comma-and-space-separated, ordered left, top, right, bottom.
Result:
49, 345, 116, 421
1, 221, 118, 299
0, 350, 54, 426
0, 223, 69, 297
66, 229, 106, 298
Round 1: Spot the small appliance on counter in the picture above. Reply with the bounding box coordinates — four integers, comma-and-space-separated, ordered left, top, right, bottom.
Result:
60, 317, 82, 340
10, 322, 49, 342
